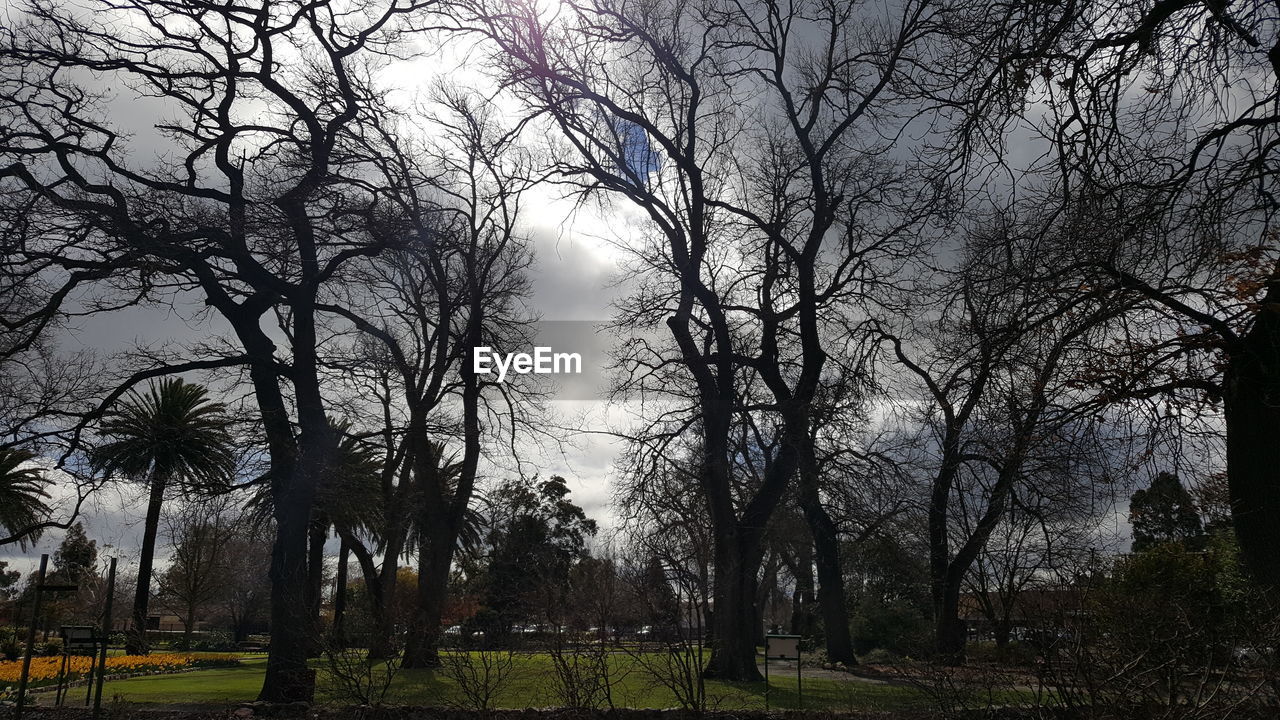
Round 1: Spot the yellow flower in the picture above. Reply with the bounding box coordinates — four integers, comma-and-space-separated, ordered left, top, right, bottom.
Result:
0, 652, 238, 686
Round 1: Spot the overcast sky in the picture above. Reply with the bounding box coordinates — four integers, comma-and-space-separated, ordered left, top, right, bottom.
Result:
0, 23, 644, 572
0, 9, 1153, 580
2, 199, 637, 577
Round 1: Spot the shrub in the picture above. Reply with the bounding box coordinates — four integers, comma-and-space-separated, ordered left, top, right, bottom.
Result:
438, 649, 516, 710
851, 599, 931, 656
1, 637, 20, 662
316, 633, 401, 707
546, 637, 618, 709
192, 631, 237, 652
858, 647, 901, 665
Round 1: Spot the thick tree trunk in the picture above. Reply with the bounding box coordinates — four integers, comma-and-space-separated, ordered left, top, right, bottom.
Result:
260, 494, 316, 701
810, 514, 856, 665
705, 536, 764, 680
1226, 293, 1280, 590
798, 442, 856, 665
127, 472, 167, 655
258, 424, 328, 703
402, 532, 456, 667
933, 580, 967, 665
366, 605, 399, 659
304, 516, 326, 656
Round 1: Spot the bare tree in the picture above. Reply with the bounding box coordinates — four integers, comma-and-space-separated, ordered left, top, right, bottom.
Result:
316, 85, 539, 666
0, 0, 438, 699
218, 519, 273, 643
879, 215, 1128, 662
460, 0, 952, 677
936, 0, 1280, 590
157, 497, 240, 647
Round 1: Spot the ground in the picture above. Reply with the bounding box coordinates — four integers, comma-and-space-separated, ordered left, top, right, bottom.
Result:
27, 654, 947, 712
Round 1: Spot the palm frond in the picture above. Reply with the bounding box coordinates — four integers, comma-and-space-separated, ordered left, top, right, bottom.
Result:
0, 447, 52, 546
91, 378, 237, 492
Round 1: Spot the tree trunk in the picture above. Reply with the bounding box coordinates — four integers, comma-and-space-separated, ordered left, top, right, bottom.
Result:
258, 426, 327, 703
331, 541, 348, 645
1226, 291, 1280, 590
260, 495, 315, 701
304, 515, 326, 656
934, 581, 967, 665
993, 620, 1011, 650
183, 605, 196, 648
127, 472, 167, 655
810, 515, 856, 664
366, 597, 399, 660
402, 525, 457, 667
705, 532, 764, 680
790, 541, 816, 637
755, 552, 778, 646
798, 441, 856, 665
401, 322, 483, 668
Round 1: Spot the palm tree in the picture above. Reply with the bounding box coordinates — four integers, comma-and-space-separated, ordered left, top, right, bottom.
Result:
245, 421, 383, 651
92, 378, 236, 655
305, 425, 383, 649
402, 441, 483, 667
0, 447, 51, 547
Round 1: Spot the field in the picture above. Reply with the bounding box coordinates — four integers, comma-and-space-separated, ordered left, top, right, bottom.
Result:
54, 653, 941, 711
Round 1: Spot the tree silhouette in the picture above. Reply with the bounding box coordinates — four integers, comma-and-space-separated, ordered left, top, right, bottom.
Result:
52, 522, 97, 583
92, 379, 236, 654
1130, 472, 1204, 553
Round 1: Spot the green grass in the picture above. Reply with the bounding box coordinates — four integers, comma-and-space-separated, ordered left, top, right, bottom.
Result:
97, 658, 273, 705
91, 653, 934, 710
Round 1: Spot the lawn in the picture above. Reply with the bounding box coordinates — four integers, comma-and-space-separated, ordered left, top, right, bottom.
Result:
88, 653, 936, 711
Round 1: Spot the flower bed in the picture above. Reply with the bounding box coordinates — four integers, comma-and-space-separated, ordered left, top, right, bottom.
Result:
0, 652, 240, 688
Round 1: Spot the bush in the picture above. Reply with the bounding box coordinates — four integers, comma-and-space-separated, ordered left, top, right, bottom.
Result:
40, 638, 64, 656
439, 649, 516, 710
0, 628, 19, 661
851, 599, 931, 656
192, 631, 237, 652
1036, 534, 1275, 716
966, 640, 1038, 667
858, 647, 901, 665
546, 638, 617, 709
317, 635, 401, 707
160, 630, 239, 652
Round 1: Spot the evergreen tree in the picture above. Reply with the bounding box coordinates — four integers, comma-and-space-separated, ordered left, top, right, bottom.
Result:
640, 555, 681, 639
474, 476, 597, 638
0, 560, 20, 601
52, 522, 97, 582
1130, 472, 1205, 553
92, 378, 236, 654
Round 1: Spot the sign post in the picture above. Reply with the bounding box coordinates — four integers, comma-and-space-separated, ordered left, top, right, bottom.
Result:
15, 555, 49, 720
764, 634, 802, 709
93, 557, 117, 720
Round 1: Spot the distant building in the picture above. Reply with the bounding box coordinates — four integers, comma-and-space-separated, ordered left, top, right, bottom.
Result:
958, 587, 1087, 644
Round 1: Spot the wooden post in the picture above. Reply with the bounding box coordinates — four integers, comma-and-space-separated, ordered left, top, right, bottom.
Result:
15, 554, 49, 720
93, 557, 117, 720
